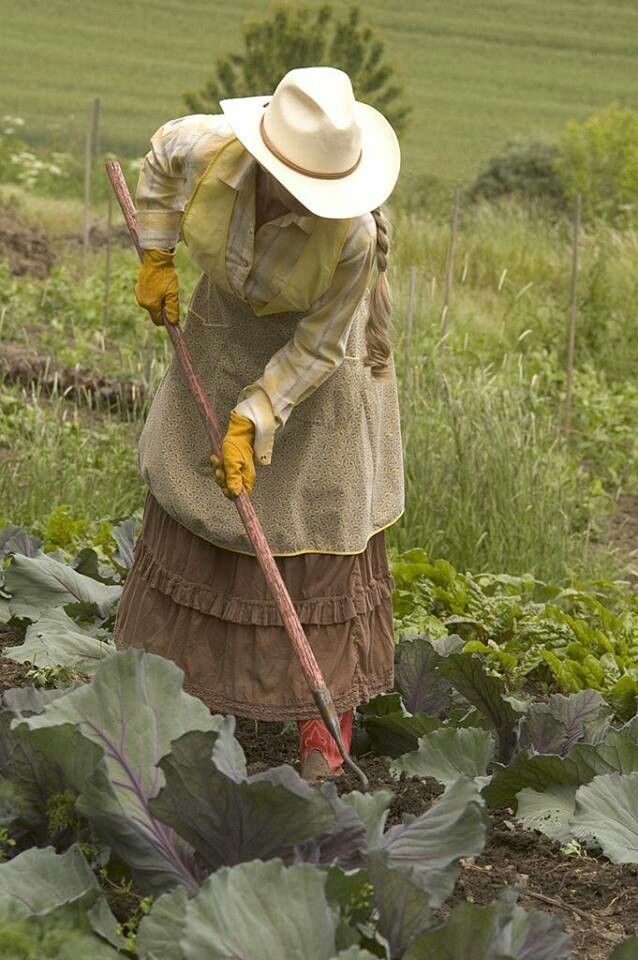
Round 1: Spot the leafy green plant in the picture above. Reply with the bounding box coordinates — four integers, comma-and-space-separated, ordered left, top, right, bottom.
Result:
556, 102, 638, 222
25, 664, 86, 689
0, 846, 126, 957
0, 530, 612, 956
184, 4, 410, 133
391, 548, 638, 717
0, 116, 73, 195
360, 632, 638, 870
0, 827, 16, 863
98, 875, 153, 954
0, 646, 545, 958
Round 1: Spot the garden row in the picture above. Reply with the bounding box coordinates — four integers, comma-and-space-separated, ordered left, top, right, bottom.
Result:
1, 521, 638, 956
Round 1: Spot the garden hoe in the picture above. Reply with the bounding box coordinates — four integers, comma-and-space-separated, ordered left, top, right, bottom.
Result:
105, 160, 368, 790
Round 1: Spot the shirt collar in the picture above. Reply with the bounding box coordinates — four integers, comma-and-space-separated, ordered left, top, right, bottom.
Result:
217, 143, 316, 235
275, 211, 316, 234
217, 144, 255, 190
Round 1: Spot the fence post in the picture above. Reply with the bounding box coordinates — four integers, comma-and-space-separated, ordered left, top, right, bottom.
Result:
103, 192, 113, 328
82, 103, 94, 272
403, 265, 417, 411
564, 194, 581, 432
91, 97, 101, 163
440, 186, 461, 341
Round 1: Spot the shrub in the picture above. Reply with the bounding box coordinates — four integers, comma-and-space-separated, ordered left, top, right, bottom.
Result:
468, 138, 566, 208
556, 102, 638, 222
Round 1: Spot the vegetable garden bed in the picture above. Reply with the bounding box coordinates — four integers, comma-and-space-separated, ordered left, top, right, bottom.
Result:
1, 522, 638, 958
241, 720, 638, 959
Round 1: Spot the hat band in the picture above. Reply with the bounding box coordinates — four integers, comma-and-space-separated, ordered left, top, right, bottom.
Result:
259, 114, 362, 180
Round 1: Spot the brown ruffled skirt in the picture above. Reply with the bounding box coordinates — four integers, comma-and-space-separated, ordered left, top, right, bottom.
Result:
113, 491, 396, 720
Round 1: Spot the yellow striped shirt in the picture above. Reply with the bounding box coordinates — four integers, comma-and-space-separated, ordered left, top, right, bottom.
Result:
135, 113, 377, 465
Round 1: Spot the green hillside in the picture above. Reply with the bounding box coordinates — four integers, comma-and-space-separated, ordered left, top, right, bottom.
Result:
2, 0, 638, 185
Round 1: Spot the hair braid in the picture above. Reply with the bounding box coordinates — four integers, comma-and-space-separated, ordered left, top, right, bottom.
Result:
364, 206, 393, 378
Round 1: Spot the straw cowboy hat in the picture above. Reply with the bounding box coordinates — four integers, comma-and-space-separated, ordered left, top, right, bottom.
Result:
220, 66, 401, 219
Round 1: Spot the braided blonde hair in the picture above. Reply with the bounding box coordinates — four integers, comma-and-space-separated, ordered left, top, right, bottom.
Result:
364, 207, 393, 378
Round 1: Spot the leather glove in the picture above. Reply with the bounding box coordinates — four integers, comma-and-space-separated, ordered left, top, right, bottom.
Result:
210, 411, 256, 498
134, 248, 180, 325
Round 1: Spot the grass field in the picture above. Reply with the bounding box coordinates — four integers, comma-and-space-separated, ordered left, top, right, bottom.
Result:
2, 0, 638, 184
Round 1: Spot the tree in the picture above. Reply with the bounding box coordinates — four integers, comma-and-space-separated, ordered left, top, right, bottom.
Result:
183, 4, 410, 134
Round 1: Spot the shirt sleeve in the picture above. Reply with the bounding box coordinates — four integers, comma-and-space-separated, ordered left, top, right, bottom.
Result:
135, 113, 233, 250
233, 221, 377, 466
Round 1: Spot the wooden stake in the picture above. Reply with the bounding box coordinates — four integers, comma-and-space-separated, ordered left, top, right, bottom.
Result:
103, 192, 112, 327
82, 103, 93, 272
91, 97, 101, 163
403, 265, 417, 411
440, 186, 461, 340
564, 194, 581, 432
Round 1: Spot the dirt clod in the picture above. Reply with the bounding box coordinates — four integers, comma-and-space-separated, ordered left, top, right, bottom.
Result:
0, 623, 29, 696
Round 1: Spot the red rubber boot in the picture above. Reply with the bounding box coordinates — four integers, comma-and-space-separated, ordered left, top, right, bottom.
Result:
298, 709, 354, 781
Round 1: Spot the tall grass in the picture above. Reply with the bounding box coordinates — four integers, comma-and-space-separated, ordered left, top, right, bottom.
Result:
389, 202, 638, 381
384, 200, 638, 577
388, 359, 594, 579
0, 380, 143, 527
1, 192, 636, 577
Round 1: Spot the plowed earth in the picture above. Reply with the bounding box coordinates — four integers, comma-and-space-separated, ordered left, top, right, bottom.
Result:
0, 342, 147, 414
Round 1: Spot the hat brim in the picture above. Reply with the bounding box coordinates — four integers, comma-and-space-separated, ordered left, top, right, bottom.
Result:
219, 95, 401, 219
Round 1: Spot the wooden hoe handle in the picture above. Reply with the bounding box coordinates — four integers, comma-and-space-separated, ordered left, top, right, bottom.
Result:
105, 161, 367, 789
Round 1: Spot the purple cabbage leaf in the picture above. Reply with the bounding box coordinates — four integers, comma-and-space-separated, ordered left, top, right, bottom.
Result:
375, 776, 488, 908
519, 690, 611, 756
149, 727, 348, 872
180, 859, 338, 960
4, 551, 121, 620
404, 888, 571, 959
12, 649, 223, 895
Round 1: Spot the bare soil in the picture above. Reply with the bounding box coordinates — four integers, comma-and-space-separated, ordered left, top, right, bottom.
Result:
0, 341, 147, 414
0, 202, 54, 277
604, 494, 638, 581
0, 623, 29, 694
63, 221, 133, 250
237, 719, 638, 959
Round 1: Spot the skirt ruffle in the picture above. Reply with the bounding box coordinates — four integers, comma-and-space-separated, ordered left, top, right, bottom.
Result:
113, 491, 396, 720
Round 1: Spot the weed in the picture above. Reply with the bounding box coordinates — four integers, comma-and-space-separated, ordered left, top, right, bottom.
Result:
0, 827, 16, 863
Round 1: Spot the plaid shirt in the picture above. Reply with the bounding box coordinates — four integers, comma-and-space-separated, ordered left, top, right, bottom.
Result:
135, 113, 377, 465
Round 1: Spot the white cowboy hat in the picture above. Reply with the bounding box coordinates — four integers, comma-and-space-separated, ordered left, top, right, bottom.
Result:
219, 66, 401, 219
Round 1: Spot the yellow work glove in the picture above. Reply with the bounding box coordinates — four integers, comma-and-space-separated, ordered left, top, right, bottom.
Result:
134, 248, 180, 326
210, 411, 256, 499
